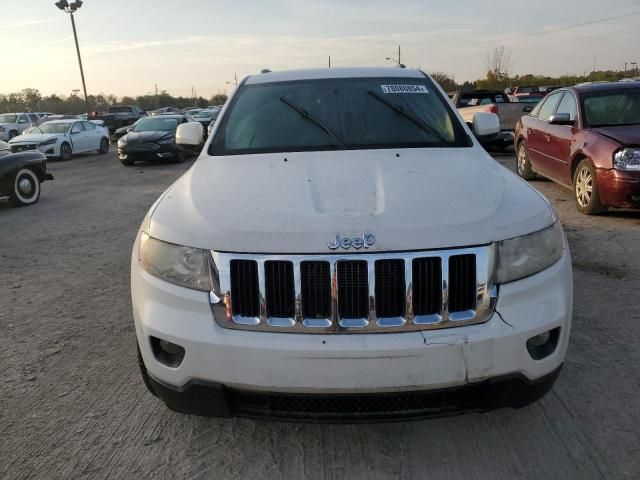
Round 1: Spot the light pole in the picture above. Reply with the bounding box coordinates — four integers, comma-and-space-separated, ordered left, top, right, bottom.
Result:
55, 0, 90, 113
226, 73, 238, 87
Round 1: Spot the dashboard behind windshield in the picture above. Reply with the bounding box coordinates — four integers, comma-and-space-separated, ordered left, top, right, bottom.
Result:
209, 76, 471, 155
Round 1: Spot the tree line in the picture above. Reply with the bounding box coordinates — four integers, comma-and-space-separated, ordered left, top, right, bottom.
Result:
2, 58, 638, 114
0, 88, 229, 115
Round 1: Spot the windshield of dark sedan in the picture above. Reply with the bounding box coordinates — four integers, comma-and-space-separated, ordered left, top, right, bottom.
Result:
133, 117, 179, 132
35, 123, 72, 134
583, 89, 640, 127
210, 76, 470, 155
0, 114, 18, 123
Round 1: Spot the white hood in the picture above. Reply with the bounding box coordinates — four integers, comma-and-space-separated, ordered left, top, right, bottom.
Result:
148, 148, 554, 253
10, 133, 61, 144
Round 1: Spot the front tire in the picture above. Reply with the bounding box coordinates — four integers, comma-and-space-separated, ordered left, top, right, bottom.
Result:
120, 156, 135, 166
59, 142, 72, 161
99, 137, 109, 154
516, 141, 536, 180
174, 150, 186, 163
573, 159, 606, 215
10, 168, 41, 206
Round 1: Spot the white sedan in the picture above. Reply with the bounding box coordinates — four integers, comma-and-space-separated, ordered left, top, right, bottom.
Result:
8, 119, 110, 160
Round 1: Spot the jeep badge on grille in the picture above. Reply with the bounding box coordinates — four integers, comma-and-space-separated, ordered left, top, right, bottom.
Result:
327, 234, 375, 250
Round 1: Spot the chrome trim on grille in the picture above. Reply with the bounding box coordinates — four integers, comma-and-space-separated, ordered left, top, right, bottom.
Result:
209, 246, 497, 334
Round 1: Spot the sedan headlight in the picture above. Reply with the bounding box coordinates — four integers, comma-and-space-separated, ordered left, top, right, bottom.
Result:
118, 136, 128, 146
157, 136, 175, 145
495, 221, 564, 284
39, 138, 57, 147
613, 148, 640, 171
139, 233, 212, 291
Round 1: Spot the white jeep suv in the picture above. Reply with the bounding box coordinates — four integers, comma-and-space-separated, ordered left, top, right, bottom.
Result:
131, 68, 572, 420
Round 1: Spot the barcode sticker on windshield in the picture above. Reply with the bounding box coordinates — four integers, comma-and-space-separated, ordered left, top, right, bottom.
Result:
381, 85, 429, 94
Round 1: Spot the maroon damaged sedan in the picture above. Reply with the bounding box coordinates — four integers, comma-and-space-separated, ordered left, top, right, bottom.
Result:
515, 82, 640, 214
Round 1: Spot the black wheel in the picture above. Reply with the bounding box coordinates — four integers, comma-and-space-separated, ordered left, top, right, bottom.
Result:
120, 157, 135, 166
99, 137, 109, 154
516, 141, 536, 180
59, 142, 72, 161
573, 159, 606, 215
137, 343, 157, 397
10, 168, 41, 207
174, 150, 186, 163
8, 130, 18, 140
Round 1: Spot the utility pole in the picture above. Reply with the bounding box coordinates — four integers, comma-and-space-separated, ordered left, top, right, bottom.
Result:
55, 1, 90, 113
398, 45, 401, 65
329, 56, 331, 68
154, 84, 158, 109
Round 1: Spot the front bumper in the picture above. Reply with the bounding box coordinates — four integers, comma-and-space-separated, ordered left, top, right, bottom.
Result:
597, 168, 640, 208
132, 234, 572, 399
118, 143, 178, 161
10, 143, 59, 158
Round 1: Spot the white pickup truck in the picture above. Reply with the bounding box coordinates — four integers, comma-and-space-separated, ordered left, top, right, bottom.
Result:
131, 68, 572, 420
453, 90, 535, 149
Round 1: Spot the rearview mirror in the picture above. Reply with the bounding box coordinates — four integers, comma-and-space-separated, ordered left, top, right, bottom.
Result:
176, 122, 204, 154
472, 112, 500, 138
548, 113, 574, 126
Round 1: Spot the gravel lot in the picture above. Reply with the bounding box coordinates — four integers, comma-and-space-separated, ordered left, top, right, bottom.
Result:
1, 148, 639, 480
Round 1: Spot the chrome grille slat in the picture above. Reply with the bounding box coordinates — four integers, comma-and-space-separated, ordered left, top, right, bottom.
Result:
210, 246, 496, 334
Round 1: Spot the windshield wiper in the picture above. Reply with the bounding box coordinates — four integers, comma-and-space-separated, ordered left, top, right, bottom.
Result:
280, 96, 346, 149
367, 89, 449, 145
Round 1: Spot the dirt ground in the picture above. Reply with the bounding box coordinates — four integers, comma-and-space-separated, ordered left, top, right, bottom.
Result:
1, 148, 639, 480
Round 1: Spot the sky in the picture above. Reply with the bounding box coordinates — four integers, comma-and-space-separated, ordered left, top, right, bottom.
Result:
2, 0, 640, 99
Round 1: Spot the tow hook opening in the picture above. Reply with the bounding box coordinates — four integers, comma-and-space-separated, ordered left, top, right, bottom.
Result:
526, 327, 560, 360
150, 336, 185, 368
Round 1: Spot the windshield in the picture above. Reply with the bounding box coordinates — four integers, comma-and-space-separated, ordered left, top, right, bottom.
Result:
583, 89, 640, 127
109, 107, 132, 113
210, 76, 470, 155
133, 117, 179, 132
0, 114, 17, 123
192, 111, 212, 118
35, 123, 72, 134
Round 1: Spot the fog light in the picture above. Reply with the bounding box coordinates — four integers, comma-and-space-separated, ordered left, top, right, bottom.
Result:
150, 336, 185, 367
528, 331, 550, 347
526, 328, 560, 360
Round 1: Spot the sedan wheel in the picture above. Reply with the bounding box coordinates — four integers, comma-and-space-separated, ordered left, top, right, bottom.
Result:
516, 142, 536, 180
60, 142, 72, 161
573, 159, 605, 215
99, 138, 109, 154
11, 168, 41, 206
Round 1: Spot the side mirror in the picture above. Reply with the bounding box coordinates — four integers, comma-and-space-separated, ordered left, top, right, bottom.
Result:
176, 122, 204, 154
126, 127, 133, 132
548, 113, 574, 126
472, 112, 500, 138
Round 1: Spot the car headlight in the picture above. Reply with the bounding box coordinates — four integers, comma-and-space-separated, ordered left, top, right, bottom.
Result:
613, 148, 640, 171
118, 136, 128, 146
157, 136, 175, 145
495, 221, 564, 284
139, 233, 212, 291
39, 138, 57, 146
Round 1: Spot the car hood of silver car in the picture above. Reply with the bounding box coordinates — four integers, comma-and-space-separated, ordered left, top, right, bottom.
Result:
146, 148, 555, 253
